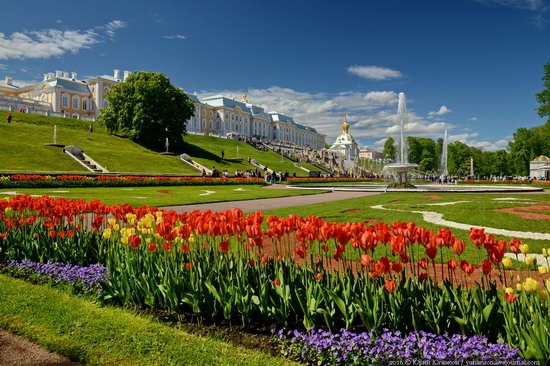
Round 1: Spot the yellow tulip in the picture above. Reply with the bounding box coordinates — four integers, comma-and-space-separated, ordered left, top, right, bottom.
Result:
516, 283, 523, 292
519, 244, 529, 254
523, 277, 539, 293
502, 257, 513, 268
4, 207, 12, 215
504, 287, 514, 294
543, 248, 548, 257
538, 266, 548, 275
524, 256, 535, 266
108, 218, 117, 227
113, 223, 120, 232
102, 228, 112, 240
540, 290, 548, 301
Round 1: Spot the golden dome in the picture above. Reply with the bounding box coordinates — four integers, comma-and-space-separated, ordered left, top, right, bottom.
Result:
534, 155, 550, 161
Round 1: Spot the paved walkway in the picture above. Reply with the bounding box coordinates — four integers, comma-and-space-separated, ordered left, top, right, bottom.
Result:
161, 185, 380, 213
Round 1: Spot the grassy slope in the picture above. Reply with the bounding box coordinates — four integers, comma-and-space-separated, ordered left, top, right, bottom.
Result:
184, 135, 310, 176
0, 111, 319, 176
0, 185, 323, 207
262, 192, 550, 259
0, 111, 197, 174
0, 275, 294, 366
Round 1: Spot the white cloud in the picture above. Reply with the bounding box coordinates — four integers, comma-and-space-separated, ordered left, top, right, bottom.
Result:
476, 0, 544, 10
197, 85, 511, 151
449, 132, 510, 151
101, 20, 127, 39
163, 35, 186, 40
198, 86, 453, 146
151, 13, 165, 24
428, 105, 452, 118
0, 64, 6, 71
467, 116, 479, 122
347, 65, 402, 80
0, 20, 126, 60
56, 20, 63, 24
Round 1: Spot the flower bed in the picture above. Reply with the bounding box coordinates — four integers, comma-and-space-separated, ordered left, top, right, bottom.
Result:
0, 259, 107, 294
274, 328, 521, 364
0, 174, 265, 188
0, 195, 549, 359
287, 177, 384, 184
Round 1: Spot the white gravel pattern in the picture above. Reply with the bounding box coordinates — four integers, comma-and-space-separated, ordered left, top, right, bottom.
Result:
370, 205, 550, 241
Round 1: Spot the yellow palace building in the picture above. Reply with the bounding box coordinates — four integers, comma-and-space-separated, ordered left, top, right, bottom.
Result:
0, 69, 326, 149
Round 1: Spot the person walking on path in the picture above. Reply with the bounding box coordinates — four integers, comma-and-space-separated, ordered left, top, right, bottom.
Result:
221, 150, 225, 160
7, 113, 12, 124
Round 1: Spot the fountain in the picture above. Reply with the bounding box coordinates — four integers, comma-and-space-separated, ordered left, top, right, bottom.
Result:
440, 130, 448, 176
382, 92, 419, 188
286, 92, 543, 193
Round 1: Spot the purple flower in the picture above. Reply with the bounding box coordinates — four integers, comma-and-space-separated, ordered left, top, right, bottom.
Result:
1, 259, 108, 293
274, 328, 522, 365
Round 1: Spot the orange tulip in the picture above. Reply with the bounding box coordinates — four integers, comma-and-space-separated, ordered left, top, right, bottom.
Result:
384, 279, 396, 293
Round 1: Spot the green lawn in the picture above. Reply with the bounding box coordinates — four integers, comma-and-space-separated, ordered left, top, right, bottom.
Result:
0, 184, 323, 206
0, 111, 320, 177
0, 111, 197, 174
184, 134, 310, 176
0, 275, 295, 366
263, 191, 550, 259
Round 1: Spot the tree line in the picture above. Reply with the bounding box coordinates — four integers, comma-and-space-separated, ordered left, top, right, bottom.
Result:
381, 63, 550, 177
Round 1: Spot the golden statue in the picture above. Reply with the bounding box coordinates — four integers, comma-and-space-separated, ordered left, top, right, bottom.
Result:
242, 93, 248, 103
341, 113, 350, 133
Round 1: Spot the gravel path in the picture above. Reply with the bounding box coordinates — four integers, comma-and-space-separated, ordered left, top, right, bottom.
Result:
162, 185, 380, 213
0, 330, 79, 365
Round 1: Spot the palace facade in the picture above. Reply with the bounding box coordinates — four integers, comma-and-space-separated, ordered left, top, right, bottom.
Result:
0, 69, 325, 149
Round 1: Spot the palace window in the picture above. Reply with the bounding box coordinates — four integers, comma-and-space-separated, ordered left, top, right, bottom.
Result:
72, 96, 79, 109
62, 94, 68, 108
82, 99, 88, 111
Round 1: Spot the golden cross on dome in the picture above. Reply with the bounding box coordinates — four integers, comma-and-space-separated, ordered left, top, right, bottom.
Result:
341, 113, 350, 133
242, 93, 248, 103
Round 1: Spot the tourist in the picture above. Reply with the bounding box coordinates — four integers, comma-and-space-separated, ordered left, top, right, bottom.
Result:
201, 169, 206, 177
221, 150, 225, 160
7, 113, 12, 124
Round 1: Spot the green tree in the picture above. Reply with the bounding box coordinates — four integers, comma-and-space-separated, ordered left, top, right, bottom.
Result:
383, 137, 397, 161
536, 62, 550, 120
99, 72, 194, 152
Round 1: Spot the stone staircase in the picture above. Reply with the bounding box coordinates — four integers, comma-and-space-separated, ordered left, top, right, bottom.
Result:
64, 145, 108, 173
179, 154, 212, 175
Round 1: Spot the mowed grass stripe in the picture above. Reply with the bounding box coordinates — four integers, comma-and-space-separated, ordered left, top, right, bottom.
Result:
0, 275, 296, 366
0, 184, 324, 207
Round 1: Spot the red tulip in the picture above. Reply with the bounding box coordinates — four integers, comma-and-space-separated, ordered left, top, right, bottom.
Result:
360, 254, 372, 267
261, 256, 268, 264
273, 278, 281, 286
185, 262, 191, 271
452, 239, 465, 255
447, 259, 458, 270
504, 292, 517, 303
481, 259, 492, 275
147, 243, 157, 252
509, 239, 521, 255
219, 239, 229, 253
315, 272, 323, 281
384, 279, 396, 293
128, 234, 141, 249
391, 262, 403, 273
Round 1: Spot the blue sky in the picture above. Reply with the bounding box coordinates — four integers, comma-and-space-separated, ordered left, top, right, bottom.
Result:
1, 0, 549, 150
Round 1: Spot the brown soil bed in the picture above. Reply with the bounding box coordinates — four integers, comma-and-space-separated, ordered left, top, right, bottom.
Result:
157, 189, 173, 195
259, 234, 549, 288
497, 205, 550, 220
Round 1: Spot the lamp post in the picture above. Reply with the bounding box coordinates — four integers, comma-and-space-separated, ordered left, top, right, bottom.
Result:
165, 127, 169, 153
